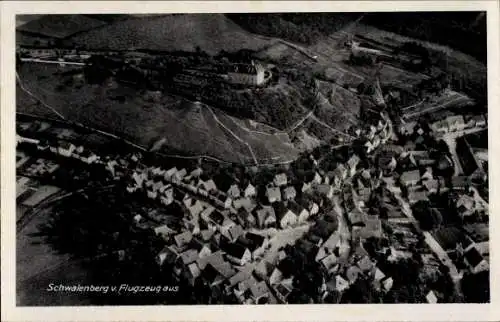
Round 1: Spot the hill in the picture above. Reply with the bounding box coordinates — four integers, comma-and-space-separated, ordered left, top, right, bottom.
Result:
63, 14, 277, 54
17, 14, 107, 39
16, 63, 298, 165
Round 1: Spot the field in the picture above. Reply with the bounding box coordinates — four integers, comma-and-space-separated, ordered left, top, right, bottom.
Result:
64, 14, 277, 55
17, 63, 297, 165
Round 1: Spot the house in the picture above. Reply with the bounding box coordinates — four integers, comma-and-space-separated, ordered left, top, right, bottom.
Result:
314, 184, 334, 199
289, 201, 310, 224
333, 275, 350, 292
274, 282, 293, 303
320, 253, 339, 272
250, 281, 270, 304
373, 267, 386, 283
313, 172, 323, 185
471, 114, 487, 128
408, 190, 429, 204
132, 171, 147, 188
273, 173, 288, 187
178, 249, 199, 267
188, 200, 205, 219
189, 167, 203, 178
266, 186, 281, 203
185, 262, 201, 286
423, 179, 439, 194
223, 196, 233, 209
273, 202, 297, 229
223, 224, 245, 242
233, 197, 256, 214
226, 61, 266, 86
244, 183, 256, 198
160, 184, 174, 206
154, 225, 176, 240
157, 246, 178, 266
220, 217, 237, 238
464, 246, 489, 274
301, 181, 312, 193
255, 206, 276, 228
315, 232, 341, 262
199, 179, 217, 193
172, 168, 187, 182
238, 232, 269, 259
147, 189, 158, 199
456, 194, 475, 218
381, 276, 394, 292
221, 241, 252, 266
347, 155, 360, 176
236, 208, 257, 229
357, 256, 374, 272
164, 167, 178, 181
254, 259, 275, 280
58, 141, 76, 157
309, 201, 320, 216
282, 186, 297, 201
346, 266, 362, 284
446, 115, 466, 132
348, 208, 366, 226
227, 264, 254, 291
333, 164, 348, 187
196, 250, 224, 270
269, 267, 284, 285
400, 170, 421, 186
80, 150, 98, 164
227, 184, 241, 198
451, 176, 469, 191
174, 231, 193, 249
352, 217, 382, 240
200, 228, 216, 242
202, 261, 236, 287
426, 290, 438, 303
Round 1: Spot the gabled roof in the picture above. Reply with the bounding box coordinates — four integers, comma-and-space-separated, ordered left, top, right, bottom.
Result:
464, 246, 484, 267
256, 206, 276, 226
401, 170, 421, 183
273, 202, 294, 221
174, 231, 193, 248
179, 249, 199, 265
288, 200, 306, 215
239, 232, 266, 251
250, 281, 269, 299
347, 154, 360, 169
222, 241, 249, 260
426, 290, 438, 303
266, 186, 281, 201
357, 256, 374, 272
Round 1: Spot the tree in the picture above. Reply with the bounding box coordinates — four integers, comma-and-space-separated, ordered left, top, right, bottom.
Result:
412, 200, 442, 231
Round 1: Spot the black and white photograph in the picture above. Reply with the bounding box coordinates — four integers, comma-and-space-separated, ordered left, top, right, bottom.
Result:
3, 1, 498, 319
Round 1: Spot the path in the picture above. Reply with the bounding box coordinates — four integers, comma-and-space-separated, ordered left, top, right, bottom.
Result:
20, 58, 86, 66
204, 105, 259, 165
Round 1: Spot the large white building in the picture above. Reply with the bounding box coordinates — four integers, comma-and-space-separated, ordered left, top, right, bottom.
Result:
226, 61, 266, 86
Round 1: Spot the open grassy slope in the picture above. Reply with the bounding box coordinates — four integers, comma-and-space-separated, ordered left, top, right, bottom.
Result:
64, 14, 277, 54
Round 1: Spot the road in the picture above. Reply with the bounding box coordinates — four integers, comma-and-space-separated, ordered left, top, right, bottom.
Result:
258, 224, 311, 264
392, 190, 462, 292
20, 58, 86, 66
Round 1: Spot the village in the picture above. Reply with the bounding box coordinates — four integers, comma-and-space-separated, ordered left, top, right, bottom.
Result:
16, 88, 488, 303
